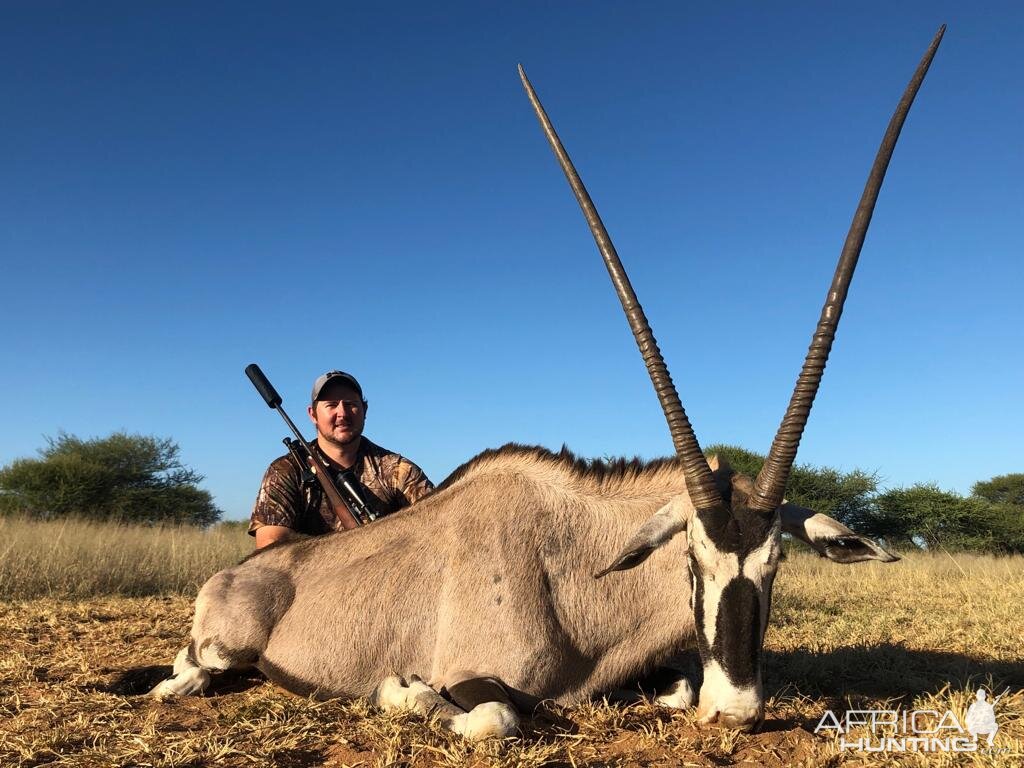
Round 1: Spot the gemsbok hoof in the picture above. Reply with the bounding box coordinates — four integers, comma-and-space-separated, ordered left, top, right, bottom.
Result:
450, 701, 519, 740
654, 676, 696, 710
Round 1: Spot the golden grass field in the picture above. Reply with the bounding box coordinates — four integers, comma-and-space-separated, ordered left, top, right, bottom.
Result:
0, 515, 1021, 767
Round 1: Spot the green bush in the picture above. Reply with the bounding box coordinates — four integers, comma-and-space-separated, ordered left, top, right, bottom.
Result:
703, 443, 878, 528
861, 483, 1024, 554
0, 432, 222, 526
972, 473, 1024, 507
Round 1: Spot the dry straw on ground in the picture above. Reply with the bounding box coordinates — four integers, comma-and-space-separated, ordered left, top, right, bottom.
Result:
0, 516, 1021, 766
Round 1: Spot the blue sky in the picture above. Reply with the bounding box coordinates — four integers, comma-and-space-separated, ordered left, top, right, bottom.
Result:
2, 2, 1021, 520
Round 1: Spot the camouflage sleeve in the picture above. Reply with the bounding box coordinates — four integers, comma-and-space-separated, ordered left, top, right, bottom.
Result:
248, 455, 304, 536
397, 459, 434, 506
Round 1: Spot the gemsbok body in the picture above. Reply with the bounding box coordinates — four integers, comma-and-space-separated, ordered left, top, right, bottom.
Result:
152, 27, 944, 739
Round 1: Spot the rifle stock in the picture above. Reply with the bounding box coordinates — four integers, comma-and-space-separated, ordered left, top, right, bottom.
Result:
302, 446, 365, 530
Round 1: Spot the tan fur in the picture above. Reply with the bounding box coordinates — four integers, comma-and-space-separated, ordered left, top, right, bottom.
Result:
164, 446, 699, 706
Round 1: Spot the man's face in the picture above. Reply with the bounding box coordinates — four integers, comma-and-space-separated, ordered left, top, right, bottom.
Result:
308, 381, 366, 448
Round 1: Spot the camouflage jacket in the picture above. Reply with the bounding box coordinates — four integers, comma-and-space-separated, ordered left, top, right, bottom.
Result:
248, 437, 434, 536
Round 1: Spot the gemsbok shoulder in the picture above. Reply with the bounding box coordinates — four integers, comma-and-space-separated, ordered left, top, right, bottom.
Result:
151, 26, 944, 740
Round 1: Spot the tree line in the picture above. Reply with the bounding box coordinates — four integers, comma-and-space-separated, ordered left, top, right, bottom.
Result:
707, 444, 1024, 555
1, 433, 1021, 553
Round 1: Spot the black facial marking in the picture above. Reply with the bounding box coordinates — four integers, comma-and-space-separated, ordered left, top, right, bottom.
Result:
696, 505, 774, 555
690, 555, 710, 659
761, 571, 775, 645
688, 484, 778, 685
712, 577, 760, 687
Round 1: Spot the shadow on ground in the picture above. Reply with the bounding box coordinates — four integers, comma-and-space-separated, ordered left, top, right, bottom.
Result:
766, 643, 1024, 704
102, 665, 267, 696
105, 643, 1023, 728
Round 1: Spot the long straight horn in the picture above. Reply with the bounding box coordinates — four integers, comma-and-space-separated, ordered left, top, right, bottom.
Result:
750, 26, 945, 513
519, 64, 723, 510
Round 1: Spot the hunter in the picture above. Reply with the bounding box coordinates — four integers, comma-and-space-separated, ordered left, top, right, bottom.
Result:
249, 370, 433, 548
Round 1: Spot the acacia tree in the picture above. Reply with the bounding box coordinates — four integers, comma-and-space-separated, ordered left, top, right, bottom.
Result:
862, 483, 1024, 554
0, 432, 222, 526
972, 473, 1024, 507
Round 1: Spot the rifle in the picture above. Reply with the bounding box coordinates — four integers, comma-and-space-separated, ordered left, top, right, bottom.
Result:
279, 437, 377, 523
245, 363, 373, 529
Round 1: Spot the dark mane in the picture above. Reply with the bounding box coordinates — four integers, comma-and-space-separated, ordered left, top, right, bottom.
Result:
433, 442, 682, 493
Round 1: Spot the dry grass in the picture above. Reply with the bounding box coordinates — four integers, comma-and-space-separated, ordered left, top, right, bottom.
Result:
0, 516, 249, 598
0, 517, 1021, 766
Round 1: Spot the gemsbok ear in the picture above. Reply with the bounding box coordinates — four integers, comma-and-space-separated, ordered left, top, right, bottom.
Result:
707, 454, 730, 472
595, 498, 691, 578
780, 503, 899, 564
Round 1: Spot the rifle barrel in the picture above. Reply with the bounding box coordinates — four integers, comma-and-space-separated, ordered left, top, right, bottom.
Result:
245, 363, 283, 408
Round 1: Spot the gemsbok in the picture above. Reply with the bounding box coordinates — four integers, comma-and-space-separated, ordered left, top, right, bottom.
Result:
151, 27, 944, 739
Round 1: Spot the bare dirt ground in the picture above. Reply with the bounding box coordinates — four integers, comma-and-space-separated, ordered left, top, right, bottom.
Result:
1, 554, 1022, 767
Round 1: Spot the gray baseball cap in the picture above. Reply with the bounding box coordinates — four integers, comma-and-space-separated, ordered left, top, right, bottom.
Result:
311, 370, 364, 403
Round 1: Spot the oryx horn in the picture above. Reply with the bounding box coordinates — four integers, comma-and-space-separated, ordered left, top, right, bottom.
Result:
519, 64, 723, 511
750, 25, 945, 513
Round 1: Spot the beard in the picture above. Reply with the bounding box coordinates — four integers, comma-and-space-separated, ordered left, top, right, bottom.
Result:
319, 425, 361, 448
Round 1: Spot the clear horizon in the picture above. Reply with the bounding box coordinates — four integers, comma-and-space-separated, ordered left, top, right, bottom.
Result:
2, 2, 1021, 520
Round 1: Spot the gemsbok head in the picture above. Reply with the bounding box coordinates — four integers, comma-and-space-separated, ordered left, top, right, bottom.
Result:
517, 24, 943, 728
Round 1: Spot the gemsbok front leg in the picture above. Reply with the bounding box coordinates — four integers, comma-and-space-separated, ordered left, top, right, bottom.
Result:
149, 644, 215, 697
373, 671, 519, 740
607, 663, 697, 710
